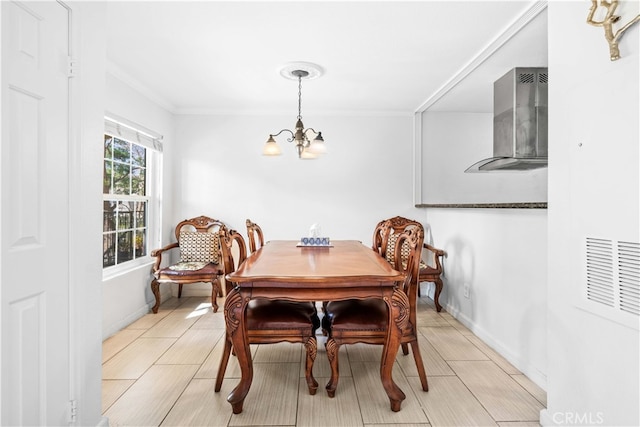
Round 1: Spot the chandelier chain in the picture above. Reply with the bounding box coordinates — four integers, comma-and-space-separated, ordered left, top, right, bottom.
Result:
297, 75, 302, 120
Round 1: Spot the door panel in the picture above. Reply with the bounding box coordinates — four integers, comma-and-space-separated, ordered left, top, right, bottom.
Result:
2, 1, 70, 425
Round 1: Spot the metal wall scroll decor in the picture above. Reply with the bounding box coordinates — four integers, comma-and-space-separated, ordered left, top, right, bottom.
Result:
587, 0, 640, 61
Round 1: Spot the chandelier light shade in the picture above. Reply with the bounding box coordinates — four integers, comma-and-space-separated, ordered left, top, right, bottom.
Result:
263, 64, 327, 159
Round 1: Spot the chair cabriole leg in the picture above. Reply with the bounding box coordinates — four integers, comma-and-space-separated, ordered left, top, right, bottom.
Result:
410, 340, 429, 391
434, 278, 443, 312
211, 278, 219, 312
325, 337, 340, 397
304, 336, 318, 395
151, 278, 161, 314
215, 335, 233, 392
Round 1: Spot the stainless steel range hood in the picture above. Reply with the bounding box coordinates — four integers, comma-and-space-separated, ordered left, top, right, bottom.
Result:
465, 67, 548, 172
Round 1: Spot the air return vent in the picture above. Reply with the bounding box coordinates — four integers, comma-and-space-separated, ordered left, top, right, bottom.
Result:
585, 238, 640, 324
586, 238, 614, 307
618, 241, 640, 316
538, 72, 548, 84
519, 72, 535, 84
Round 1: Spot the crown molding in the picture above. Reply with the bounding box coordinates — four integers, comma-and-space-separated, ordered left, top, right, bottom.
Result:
173, 107, 414, 118
106, 60, 176, 113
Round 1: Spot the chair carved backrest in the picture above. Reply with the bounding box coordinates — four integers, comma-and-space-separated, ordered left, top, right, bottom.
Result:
372, 218, 392, 256
174, 215, 224, 241
373, 216, 424, 268
151, 215, 224, 273
391, 226, 424, 331
218, 226, 247, 279
173, 215, 224, 267
245, 219, 265, 254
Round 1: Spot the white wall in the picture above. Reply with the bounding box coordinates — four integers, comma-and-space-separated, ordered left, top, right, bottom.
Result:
421, 208, 548, 385
542, 2, 639, 426
174, 113, 416, 238
102, 74, 176, 338
70, 2, 106, 425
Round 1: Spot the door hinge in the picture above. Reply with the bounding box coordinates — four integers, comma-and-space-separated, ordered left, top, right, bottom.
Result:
67, 56, 78, 78
69, 399, 77, 423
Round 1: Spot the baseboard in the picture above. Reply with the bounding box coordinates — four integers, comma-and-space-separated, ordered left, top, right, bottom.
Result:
96, 416, 110, 427
444, 302, 547, 390
539, 409, 556, 426
102, 288, 171, 340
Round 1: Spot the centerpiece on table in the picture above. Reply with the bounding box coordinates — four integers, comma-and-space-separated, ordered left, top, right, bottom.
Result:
297, 223, 332, 247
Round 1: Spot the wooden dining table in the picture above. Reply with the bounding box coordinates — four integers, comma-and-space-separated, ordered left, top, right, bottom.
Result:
223, 239, 410, 414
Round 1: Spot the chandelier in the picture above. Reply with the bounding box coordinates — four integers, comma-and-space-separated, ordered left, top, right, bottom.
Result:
262, 64, 327, 159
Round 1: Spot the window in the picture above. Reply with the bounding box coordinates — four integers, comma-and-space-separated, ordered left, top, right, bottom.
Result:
103, 135, 148, 267
103, 116, 162, 271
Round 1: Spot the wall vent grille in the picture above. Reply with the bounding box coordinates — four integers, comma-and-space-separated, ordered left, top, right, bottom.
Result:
586, 238, 614, 307
585, 237, 640, 319
618, 241, 640, 316
519, 72, 535, 84
539, 72, 548, 84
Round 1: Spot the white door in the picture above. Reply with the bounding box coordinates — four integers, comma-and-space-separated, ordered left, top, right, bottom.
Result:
1, 1, 71, 425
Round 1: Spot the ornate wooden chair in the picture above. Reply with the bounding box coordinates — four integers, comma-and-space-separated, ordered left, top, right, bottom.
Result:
245, 218, 265, 253
215, 226, 321, 395
150, 215, 225, 313
373, 216, 446, 311
322, 225, 428, 397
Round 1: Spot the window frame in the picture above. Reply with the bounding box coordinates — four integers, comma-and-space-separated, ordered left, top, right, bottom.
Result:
102, 116, 163, 279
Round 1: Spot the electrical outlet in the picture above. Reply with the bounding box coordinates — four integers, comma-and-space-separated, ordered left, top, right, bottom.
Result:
463, 285, 470, 298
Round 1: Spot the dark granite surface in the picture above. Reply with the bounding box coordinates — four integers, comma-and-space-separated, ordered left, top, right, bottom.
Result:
416, 202, 547, 209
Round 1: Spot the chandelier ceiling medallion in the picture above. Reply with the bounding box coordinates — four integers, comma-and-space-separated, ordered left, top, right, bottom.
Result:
262, 62, 327, 159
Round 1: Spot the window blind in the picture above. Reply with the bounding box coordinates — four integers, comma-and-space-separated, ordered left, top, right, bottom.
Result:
104, 113, 163, 152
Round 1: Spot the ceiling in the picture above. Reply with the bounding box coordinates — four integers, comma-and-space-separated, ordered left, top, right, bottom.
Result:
105, 1, 548, 116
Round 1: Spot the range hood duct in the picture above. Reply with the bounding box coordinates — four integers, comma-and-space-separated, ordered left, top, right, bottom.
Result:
465, 67, 548, 172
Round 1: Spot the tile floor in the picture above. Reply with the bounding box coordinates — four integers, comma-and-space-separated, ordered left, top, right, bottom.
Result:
102, 294, 546, 426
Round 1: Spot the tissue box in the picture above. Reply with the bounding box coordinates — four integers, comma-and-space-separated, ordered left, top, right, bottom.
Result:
298, 237, 331, 246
